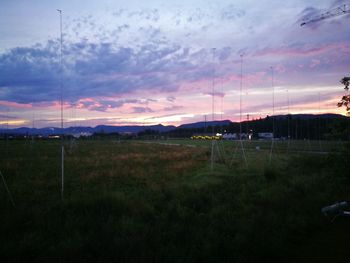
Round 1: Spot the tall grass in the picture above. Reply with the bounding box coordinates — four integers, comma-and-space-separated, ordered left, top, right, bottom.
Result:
1, 140, 350, 262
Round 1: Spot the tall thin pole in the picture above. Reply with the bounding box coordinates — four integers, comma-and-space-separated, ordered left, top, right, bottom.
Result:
318, 92, 322, 150
287, 89, 290, 151
6, 108, 9, 132
269, 66, 275, 164
271, 66, 275, 132
32, 112, 35, 142
211, 48, 216, 171
212, 48, 216, 131
233, 54, 247, 167
5, 108, 9, 156
221, 78, 224, 122
32, 112, 35, 129
239, 54, 243, 140
57, 9, 64, 200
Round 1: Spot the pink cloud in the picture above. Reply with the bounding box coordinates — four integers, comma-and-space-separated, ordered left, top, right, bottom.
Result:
0, 100, 32, 109
309, 59, 321, 68
204, 91, 225, 98
241, 71, 268, 87
255, 42, 350, 58
274, 64, 286, 73
33, 101, 57, 107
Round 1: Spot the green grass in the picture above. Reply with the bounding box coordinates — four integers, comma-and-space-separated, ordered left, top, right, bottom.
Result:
1, 139, 350, 262
145, 138, 346, 153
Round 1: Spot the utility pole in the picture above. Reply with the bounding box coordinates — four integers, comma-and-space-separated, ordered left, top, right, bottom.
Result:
269, 66, 275, 164
221, 78, 224, 122
239, 54, 243, 140
211, 48, 216, 171
246, 113, 249, 135
230, 54, 247, 167
5, 109, 9, 157
287, 89, 290, 137
57, 9, 64, 200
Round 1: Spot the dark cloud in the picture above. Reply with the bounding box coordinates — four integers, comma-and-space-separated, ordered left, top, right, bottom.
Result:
167, 96, 176, 102
138, 98, 157, 104
204, 92, 225, 98
186, 8, 211, 24
89, 104, 109, 112
2, 33, 345, 112
216, 47, 233, 61
0, 39, 199, 105
0, 42, 60, 103
145, 112, 185, 120
132, 106, 153, 113
112, 9, 126, 17
113, 8, 160, 22
78, 98, 152, 112
0, 8, 246, 110
0, 114, 18, 119
163, 105, 183, 111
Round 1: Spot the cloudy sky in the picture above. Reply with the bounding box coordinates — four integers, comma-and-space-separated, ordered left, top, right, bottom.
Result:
0, 0, 349, 128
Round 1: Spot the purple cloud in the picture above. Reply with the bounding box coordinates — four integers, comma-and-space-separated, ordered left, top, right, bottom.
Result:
132, 106, 153, 113
163, 105, 183, 111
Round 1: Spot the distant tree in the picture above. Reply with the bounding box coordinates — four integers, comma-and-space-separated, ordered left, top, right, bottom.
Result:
338, 76, 350, 114
341, 77, 350, 89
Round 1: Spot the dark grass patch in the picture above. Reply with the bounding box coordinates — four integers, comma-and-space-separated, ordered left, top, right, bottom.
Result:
1, 139, 350, 262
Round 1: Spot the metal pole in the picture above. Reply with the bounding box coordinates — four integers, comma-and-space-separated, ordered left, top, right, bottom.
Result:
271, 66, 275, 133
239, 55, 247, 166
239, 55, 243, 140
269, 66, 275, 164
318, 92, 322, 150
212, 48, 216, 131
287, 89, 290, 152
57, 9, 64, 200
5, 108, 9, 157
211, 48, 216, 171
220, 78, 224, 135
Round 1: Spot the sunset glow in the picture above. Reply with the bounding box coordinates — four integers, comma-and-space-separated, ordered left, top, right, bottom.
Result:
1, 0, 349, 128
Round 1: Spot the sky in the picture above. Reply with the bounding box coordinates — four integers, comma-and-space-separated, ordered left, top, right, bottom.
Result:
0, 0, 349, 128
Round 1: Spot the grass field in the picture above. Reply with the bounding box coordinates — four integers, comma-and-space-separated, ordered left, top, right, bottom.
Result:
1, 138, 350, 262
146, 138, 345, 153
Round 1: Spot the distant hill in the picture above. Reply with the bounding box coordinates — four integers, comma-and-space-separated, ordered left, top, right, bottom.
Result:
0, 114, 348, 136
178, 120, 232, 129
272, 113, 349, 120
0, 124, 175, 136
93, 124, 176, 134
